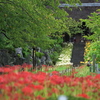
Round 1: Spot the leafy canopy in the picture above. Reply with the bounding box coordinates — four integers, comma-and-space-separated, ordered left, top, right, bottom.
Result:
0, 0, 81, 50
80, 9, 100, 41
80, 8, 100, 62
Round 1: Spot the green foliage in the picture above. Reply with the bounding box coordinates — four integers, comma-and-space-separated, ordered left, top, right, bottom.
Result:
35, 52, 44, 58
17, 53, 21, 58
50, 51, 61, 65
67, 18, 83, 35
0, 34, 14, 50
55, 44, 62, 52
0, 0, 81, 50
0, 0, 84, 61
48, 35, 63, 65
98, 64, 100, 68
85, 41, 100, 63
55, 65, 70, 71
80, 9, 100, 41
75, 66, 90, 77
80, 9, 100, 64
22, 47, 32, 57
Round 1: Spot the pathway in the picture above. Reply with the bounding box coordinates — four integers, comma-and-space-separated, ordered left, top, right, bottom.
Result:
56, 43, 73, 66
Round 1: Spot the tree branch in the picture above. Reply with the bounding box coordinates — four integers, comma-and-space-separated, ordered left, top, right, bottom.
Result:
1, 30, 11, 40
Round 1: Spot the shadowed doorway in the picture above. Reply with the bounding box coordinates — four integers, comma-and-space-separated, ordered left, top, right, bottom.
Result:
63, 33, 70, 42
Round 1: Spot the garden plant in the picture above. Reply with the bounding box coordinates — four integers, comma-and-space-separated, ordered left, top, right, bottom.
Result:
0, 64, 100, 100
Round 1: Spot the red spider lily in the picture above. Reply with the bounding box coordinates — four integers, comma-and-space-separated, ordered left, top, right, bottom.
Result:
0, 64, 100, 100
10, 93, 21, 100
14, 82, 23, 87
21, 63, 32, 68
0, 68, 3, 73
48, 92, 53, 97
64, 77, 71, 84
0, 76, 6, 83
36, 95, 45, 100
0, 84, 7, 89
77, 93, 90, 99
86, 79, 95, 87
33, 72, 47, 83
52, 71, 59, 75
95, 74, 100, 79
50, 75, 65, 85
52, 88, 59, 93
0, 64, 32, 74
81, 83, 87, 93
0, 84, 13, 93
3, 68, 13, 73
70, 78, 80, 86
22, 86, 33, 95
33, 85, 44, 90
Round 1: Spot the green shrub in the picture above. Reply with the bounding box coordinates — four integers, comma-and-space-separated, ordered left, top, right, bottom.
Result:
50, 51, 60, 65
35, 52, 44, 58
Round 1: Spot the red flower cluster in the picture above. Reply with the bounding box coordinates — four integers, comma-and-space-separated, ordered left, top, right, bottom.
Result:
0, 63, 32, 74
0, 64, 100, 100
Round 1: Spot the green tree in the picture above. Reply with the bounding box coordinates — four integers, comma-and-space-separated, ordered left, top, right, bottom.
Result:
80, 9, 100, 62
0, 0, 81, 50
80, 9, 100, 41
